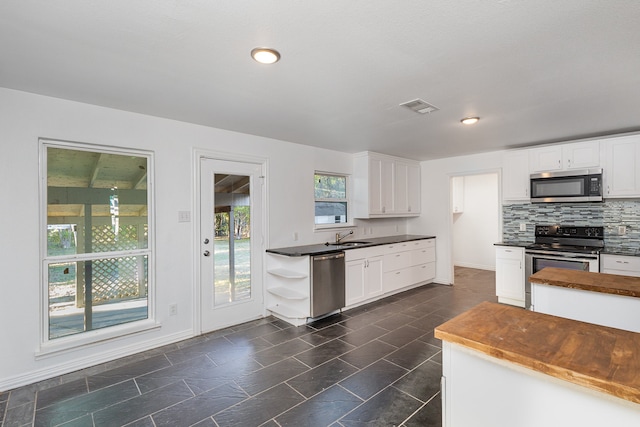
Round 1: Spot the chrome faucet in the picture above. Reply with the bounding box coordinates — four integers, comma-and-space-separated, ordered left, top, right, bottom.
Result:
335, 230, 354, 244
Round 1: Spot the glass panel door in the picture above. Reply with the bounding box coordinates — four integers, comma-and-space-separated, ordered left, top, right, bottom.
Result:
213, 174, 252, 306
200, 158, 264, 333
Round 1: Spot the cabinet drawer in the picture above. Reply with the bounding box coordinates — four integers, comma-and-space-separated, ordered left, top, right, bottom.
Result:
384, 250, 412, 272
602, 255, 640, 274
345, 245, 386, 262
412, 247, 435, 266
412, 262, 435, 283
496, 246, 524, 260
384, 242, 412, 252
383, 268, 413, 290
404, 239, 434, 250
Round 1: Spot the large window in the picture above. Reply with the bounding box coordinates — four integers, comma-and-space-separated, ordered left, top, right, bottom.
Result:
314, 173, 348, 226
41, 140, 153, 344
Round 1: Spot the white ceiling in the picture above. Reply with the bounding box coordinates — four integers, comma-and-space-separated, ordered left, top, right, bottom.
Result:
2, 1, 640, 161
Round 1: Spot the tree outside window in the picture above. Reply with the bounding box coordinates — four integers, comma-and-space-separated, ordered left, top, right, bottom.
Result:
314, 173, 348, 225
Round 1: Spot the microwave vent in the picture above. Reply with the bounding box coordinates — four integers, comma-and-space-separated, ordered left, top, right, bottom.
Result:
399, 98, 440, 114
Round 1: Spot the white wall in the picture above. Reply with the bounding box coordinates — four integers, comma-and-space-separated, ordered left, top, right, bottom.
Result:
452, 173, 500, 270
408, 151, 504, 285
0, 88, 407, 390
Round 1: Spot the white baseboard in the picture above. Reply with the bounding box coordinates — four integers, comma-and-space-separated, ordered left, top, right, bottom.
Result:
0, 329, 194, 392
453, 262, 496, 271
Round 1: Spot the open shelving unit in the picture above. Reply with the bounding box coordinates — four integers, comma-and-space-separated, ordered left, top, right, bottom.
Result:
265, 253, 311, 326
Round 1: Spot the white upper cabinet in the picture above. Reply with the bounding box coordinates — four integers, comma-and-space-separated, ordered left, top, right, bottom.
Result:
602, 135, 640, 197
529, 141, 600, 172
451, 176, 464, 213
407, 162, 421, 214
529, 145, 563, 172
395, 160, 421, 215
502, 150, 530, 201
353, 152, 421, 218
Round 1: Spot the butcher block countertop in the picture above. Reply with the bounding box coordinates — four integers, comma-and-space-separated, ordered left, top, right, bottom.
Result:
530, 267, 640, 298
434, 301, 640, 405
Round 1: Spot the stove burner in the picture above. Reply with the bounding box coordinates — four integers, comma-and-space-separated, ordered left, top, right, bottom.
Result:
529, 225, 605, 255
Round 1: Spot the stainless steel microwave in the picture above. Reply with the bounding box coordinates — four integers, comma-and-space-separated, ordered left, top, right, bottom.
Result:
530, 168, 603, 203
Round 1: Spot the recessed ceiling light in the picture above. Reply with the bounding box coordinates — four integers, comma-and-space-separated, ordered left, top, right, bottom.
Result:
460, 117, 480, 125
251, 47, 281, 64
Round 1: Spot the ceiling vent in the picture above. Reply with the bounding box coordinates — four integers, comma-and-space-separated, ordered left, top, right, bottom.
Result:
399, 98, 440, 114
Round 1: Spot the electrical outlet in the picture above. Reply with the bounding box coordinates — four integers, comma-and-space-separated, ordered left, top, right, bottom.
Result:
618, 225, 626, 235
178, 211, 191, 223
169, 304, 178, 316
520, 223, 527, 232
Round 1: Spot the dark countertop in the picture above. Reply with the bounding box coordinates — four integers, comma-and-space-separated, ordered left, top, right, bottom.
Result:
530, 267, 640, 298
495, 242, 640, 256
435, 301, 640, 405
602, 248, 640, 257
494, 241, 532, 248
266, 234, 435, 257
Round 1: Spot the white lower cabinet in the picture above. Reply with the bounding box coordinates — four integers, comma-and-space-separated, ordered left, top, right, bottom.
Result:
441, 342, 640, 427
345, 250, 383, 307
601, 254, 640, 277
495, 246, 525, 307
346, 239, 436, 308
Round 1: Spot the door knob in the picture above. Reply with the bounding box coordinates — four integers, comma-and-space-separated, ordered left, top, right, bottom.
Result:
203, 250, 211, 257
203, 238, 210, 244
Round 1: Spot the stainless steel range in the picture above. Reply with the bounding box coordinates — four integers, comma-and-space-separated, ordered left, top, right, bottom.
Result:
524, 225, 604, 308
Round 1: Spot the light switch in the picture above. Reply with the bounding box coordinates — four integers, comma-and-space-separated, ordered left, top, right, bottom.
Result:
519, 223, 527, 232
178, 211, 191, 223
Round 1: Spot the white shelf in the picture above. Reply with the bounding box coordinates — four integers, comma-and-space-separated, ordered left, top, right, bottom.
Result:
267, 268, 308, 279
267, 286, 308, 300
267, 304, 308, 320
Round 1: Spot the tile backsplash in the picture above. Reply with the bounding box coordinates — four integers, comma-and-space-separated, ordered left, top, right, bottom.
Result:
502, 200, 640, 252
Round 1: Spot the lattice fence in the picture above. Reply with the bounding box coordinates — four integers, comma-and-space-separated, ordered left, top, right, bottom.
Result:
90, 224, 148, 305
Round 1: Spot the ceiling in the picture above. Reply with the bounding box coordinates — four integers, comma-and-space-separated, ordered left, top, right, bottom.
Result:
2, 1, 640, 161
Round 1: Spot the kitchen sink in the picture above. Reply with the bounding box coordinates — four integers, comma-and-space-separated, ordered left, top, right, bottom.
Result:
327, 241, 371, 247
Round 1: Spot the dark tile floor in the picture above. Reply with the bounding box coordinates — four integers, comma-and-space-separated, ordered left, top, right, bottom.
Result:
1, 267, 496, 427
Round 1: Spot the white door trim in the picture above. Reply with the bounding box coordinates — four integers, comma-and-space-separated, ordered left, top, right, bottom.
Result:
192, 148, 269, 336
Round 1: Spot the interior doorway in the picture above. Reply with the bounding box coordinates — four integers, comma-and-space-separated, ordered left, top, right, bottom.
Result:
450, 172, 500, 284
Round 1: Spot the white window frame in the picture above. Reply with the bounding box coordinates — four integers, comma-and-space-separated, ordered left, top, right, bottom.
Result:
314, 171, 353, 230
37, 139, 157, 357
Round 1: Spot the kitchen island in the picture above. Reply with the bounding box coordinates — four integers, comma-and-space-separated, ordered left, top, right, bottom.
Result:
435, 301, 640, 426
530, 267, 640, 332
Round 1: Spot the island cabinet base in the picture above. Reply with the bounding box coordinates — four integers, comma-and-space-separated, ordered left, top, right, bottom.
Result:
531, 282, 640, 332
442, 342, 640, 427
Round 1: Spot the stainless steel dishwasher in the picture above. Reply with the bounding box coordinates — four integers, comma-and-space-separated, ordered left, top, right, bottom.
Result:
310, 252, 346, 317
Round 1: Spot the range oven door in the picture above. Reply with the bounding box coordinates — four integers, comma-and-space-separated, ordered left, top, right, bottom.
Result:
524, 252, 599, 309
